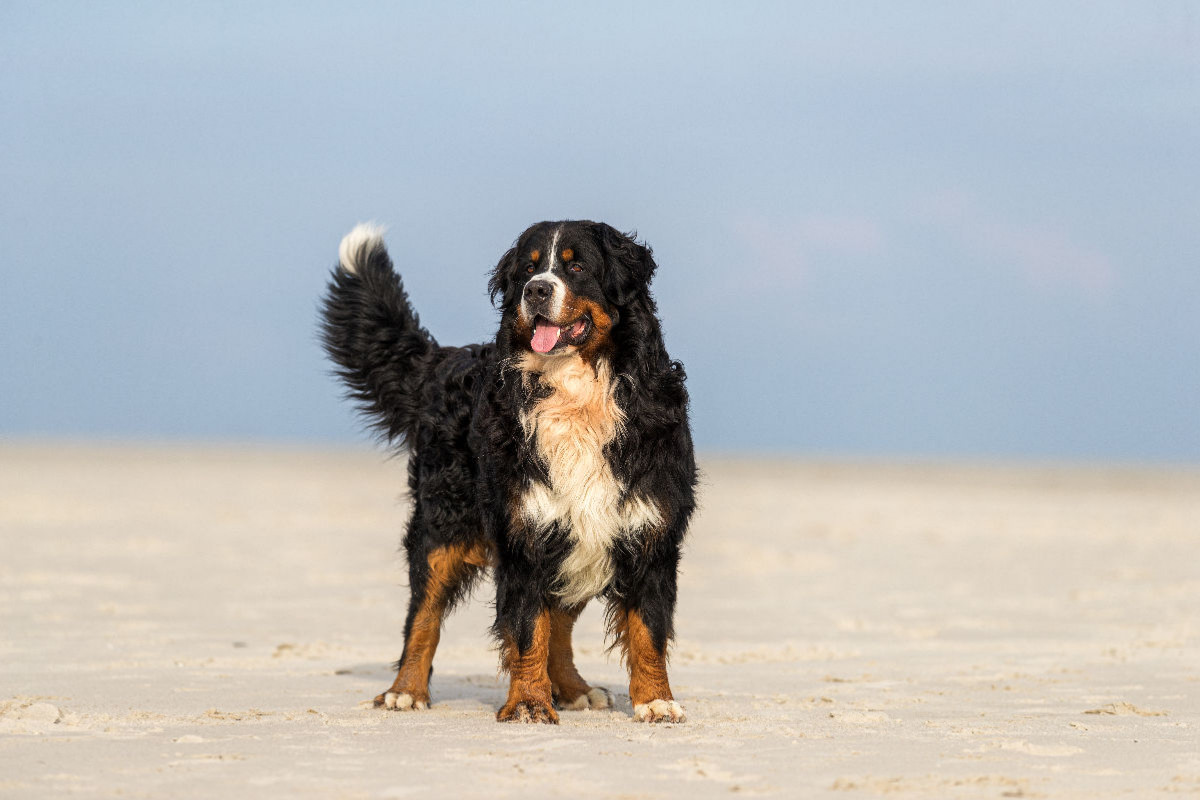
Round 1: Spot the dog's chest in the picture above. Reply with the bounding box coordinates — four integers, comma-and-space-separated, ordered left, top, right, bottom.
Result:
517, 355, 660, 604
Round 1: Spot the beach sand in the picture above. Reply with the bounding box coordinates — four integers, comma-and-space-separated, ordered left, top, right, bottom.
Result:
1, 443, 1197, 798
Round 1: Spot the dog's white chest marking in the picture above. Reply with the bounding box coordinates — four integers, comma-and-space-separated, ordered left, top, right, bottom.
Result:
518, 354, 661, 605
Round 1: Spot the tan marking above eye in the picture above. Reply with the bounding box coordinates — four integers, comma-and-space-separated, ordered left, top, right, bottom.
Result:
531, 249, 540, 262
561, 248, 574, 262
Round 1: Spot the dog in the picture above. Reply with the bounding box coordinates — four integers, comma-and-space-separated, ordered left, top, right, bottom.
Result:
321, 220, 697, 724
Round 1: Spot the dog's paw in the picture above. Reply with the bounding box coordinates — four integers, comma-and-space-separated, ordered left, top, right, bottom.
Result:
633, 699, 686, 723
497, 699, 559, 725
561, 686, 613, 711
373, 691, 429, 711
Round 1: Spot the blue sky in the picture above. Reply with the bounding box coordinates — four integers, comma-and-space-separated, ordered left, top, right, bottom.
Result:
2, 2, 1197, 460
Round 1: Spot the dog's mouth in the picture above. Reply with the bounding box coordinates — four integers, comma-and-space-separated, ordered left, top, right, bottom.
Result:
530, 314, 591, 354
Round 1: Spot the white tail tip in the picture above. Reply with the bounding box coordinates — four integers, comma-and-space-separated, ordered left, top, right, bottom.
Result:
338, 222, 387, 275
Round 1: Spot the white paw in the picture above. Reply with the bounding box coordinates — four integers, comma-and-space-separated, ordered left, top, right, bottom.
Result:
633, 699, 685, 723
585, 687, 613, 709
561, 694, 589, 710
562, 687, 613, 711
382, 692, 428, 711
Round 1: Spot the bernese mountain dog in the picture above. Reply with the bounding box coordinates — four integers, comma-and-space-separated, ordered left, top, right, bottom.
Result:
321, 220, 697, 724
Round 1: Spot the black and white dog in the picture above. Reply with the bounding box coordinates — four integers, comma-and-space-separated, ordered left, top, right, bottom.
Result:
321, 220, 696, 723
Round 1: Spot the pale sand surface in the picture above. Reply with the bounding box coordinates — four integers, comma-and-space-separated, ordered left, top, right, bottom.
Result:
1, 443, 1198, 798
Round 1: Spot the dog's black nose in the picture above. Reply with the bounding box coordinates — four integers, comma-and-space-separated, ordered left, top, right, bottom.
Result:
524, 280, 552, 303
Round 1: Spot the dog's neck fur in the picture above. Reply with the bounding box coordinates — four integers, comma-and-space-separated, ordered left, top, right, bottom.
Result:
516, 351, 659, 604
518, 351, 623, 445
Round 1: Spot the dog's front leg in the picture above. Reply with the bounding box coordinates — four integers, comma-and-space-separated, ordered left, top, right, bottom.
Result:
493, 558, 558, 724
610, 539, 686, 723
616, 604, 685, 723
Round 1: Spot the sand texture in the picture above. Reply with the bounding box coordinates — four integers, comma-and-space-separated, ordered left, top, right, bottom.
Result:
1, 443, 1198, 798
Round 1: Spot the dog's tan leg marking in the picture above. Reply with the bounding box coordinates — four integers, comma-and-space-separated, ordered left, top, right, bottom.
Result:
374, 541, 490, 711
614, 608, 686, 723
548, 603, 613, 711
496, 609, 559, 724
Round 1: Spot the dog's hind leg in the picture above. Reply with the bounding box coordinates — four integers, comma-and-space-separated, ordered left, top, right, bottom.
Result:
547, 603, 612, 711
374, 534, 490, 710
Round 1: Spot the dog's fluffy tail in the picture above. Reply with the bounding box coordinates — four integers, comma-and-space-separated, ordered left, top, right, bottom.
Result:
321, 223, 435, 445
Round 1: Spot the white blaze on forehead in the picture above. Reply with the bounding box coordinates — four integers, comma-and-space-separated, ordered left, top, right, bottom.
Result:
546, 225, 562, 272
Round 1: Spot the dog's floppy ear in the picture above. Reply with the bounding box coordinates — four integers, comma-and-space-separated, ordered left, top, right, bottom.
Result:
488, 245, 518, 309
593, 223, 657, 307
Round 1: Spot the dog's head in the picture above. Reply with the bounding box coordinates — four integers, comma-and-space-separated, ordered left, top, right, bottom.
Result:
489, 221, 657, 360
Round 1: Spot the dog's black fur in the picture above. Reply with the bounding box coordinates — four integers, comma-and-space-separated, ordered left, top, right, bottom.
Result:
321, 220, 696, 723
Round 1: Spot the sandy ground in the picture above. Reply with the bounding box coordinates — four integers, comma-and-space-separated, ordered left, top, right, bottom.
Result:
1, 442, 1198, 798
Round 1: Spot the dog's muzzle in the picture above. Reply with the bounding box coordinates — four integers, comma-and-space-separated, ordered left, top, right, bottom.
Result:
523, 278, 555, 313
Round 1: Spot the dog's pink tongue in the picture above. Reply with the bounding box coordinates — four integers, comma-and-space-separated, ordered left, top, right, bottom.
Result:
531, 321, 561, 353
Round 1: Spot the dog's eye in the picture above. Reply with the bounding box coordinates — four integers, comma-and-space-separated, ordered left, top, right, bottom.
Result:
526, 265, 535, 274
569, 263, 583, 273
